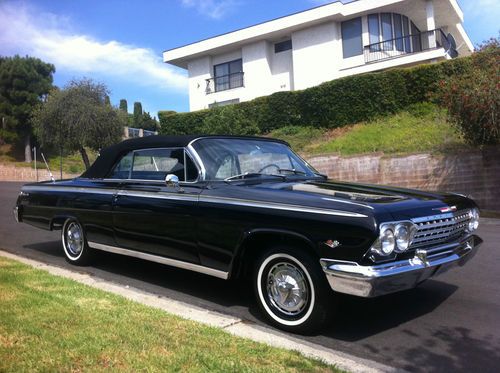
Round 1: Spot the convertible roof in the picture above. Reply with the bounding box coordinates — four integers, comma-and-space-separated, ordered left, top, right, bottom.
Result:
81, 135, 289, 179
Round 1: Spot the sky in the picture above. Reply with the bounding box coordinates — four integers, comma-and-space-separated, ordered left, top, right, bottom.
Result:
0, 0, 498, 117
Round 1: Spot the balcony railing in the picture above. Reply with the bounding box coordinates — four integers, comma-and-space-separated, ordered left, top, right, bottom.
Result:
206, 72, 244, 94
364, 28, 456, 64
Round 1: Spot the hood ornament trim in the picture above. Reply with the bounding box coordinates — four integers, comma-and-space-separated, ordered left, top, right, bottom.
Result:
433, 206, 457, 213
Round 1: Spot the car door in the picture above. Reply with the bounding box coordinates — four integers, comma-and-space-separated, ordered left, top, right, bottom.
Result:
112, 147, 203, 264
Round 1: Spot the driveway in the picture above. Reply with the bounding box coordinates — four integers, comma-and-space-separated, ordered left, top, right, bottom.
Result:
1, 181, 499, 372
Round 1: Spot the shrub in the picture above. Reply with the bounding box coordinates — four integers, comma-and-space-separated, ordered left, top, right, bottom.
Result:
439, 38, 499, 146
200, 105, 259, 135
159, 52, 481, 136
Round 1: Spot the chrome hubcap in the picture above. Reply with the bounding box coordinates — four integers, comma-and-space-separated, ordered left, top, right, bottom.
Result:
267, 262, 309, 316
66, 222, 83, 256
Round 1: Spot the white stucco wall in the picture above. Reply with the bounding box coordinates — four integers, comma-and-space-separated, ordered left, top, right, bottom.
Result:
187, 56, 211, 112
269, 41, 294, 92
291, 21, 341, 90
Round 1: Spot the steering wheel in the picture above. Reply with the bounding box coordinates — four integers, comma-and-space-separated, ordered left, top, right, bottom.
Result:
258, 164, 281, 174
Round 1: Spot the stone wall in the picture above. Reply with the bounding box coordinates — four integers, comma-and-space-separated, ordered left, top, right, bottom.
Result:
0, 164, 79, 182
307, 148, 500, 212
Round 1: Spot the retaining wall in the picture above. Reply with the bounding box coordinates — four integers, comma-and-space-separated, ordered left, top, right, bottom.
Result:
307, 148, 500, 212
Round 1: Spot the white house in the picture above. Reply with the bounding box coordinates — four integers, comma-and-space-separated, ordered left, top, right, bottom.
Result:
163, 0, 473, 112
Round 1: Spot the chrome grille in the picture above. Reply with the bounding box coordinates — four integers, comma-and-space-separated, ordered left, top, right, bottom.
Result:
410, 210, 471, 249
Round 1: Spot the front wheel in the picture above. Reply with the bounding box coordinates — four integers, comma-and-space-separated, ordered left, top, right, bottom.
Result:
61, 218, 93, 265
254, 246, 333, 334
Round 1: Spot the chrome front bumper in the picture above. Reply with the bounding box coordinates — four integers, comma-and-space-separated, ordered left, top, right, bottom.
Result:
321, 235, 482, 298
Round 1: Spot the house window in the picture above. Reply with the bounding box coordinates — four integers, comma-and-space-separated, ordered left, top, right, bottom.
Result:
368, 14, 380, 50
208, 99, 240, 109
367, 13, 419, 53
402, 15, 411, 52
411, 22, 422, 52
341, 17, 363, 58
274, 40, 292, 53
380, 13, 393, 50
214, 59, 243, 92
393, 14, 404, 52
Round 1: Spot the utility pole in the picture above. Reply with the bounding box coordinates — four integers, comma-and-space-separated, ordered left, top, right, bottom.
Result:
60, 144, 63, 180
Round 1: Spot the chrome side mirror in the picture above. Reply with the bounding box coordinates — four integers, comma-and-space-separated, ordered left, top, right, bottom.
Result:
165, 174, 180, 188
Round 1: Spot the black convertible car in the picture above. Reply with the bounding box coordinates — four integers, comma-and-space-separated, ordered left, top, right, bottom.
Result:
14, 135, 482, 333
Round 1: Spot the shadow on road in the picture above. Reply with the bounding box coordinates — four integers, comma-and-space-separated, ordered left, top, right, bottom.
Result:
399, 325, 500, 372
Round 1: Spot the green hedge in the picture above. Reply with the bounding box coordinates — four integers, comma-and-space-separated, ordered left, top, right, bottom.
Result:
159, 56, 473, 135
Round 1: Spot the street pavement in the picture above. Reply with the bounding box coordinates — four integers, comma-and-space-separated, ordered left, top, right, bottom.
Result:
1, 181, 499, 372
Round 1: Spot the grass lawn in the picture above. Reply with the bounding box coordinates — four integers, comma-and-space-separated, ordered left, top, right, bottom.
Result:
0, 256, 340, 372
270, 104, 467, 156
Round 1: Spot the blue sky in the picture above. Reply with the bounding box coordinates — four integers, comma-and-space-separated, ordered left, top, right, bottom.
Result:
0, 0, 498, 116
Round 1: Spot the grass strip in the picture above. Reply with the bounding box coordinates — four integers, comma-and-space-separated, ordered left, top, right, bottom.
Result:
0, 256, 341, 373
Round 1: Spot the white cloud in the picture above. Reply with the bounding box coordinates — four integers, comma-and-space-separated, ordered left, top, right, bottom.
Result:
181, 0, 239, 20
0, 3, 187, 92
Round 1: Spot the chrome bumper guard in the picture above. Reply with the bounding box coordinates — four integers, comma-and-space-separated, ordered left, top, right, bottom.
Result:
321, 235, 482, 298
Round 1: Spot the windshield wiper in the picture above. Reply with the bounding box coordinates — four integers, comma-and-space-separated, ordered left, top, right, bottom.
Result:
224, 172, 286, 182
277, 168, 307, 175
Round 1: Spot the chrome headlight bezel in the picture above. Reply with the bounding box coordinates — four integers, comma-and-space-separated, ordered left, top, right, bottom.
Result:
466, 208, 480, 233
370, 221, 417, 257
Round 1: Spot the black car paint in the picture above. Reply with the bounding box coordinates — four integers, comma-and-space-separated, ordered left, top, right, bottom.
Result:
16, 171, 477, 277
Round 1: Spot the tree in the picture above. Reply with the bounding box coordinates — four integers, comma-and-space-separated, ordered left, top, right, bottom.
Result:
439, 36, 499, 146
0, 55, 55, 162
119, 99, 128, 113
33, 78, 125, 169
140, 111, 159, 131
133, 101, 143, 127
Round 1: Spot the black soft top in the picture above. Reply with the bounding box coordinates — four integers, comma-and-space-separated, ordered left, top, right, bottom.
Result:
81, 135, 289, 179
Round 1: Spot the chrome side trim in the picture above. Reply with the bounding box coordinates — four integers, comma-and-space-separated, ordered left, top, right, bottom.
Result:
199, 195, 367, 218
22, 185, 367, 218
117, 190, 198, 202
88, 241, 228, 280
22, 185, 116, 195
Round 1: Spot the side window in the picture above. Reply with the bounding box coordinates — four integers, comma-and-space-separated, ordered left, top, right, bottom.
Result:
131, 148, 185, 181
108, 152, 133, 179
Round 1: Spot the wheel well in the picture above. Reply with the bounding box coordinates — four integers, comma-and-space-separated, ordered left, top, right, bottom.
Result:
231, 231, 317, 280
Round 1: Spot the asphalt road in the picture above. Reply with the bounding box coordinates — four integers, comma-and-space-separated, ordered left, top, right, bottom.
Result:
1, 181, 499, 372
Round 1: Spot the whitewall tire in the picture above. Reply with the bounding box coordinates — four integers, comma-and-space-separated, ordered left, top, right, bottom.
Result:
61, 218, 93, 265
254, 246, 333, 334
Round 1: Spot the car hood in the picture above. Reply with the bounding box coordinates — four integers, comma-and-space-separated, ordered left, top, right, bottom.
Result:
232, 179, 475, 221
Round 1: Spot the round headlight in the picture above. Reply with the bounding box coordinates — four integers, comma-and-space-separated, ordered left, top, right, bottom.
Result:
380, 228, 395, 255
394, 224, 411, 252
467, 208, 480, 232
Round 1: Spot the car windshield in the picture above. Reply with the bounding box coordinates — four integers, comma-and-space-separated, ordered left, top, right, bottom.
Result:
191, 138, 319, 181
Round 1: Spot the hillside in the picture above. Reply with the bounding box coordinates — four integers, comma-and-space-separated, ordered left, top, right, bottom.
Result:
270, 103, 466, 156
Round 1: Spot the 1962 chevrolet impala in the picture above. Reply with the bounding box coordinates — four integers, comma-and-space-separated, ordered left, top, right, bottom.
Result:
14, 135, 482, 333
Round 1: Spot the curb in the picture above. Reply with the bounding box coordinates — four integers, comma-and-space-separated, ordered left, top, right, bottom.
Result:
0, 250, 401, 373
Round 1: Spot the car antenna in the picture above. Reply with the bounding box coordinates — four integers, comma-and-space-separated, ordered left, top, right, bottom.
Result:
41, 152, 55, 183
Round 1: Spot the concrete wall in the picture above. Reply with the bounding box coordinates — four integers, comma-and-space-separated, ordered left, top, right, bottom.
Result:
0, 164, 78, 182
307, 149, 500, 211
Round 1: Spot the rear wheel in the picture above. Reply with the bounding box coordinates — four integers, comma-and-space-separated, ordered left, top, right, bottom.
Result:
254, 246, 333, 334
61, 218, 93, 265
